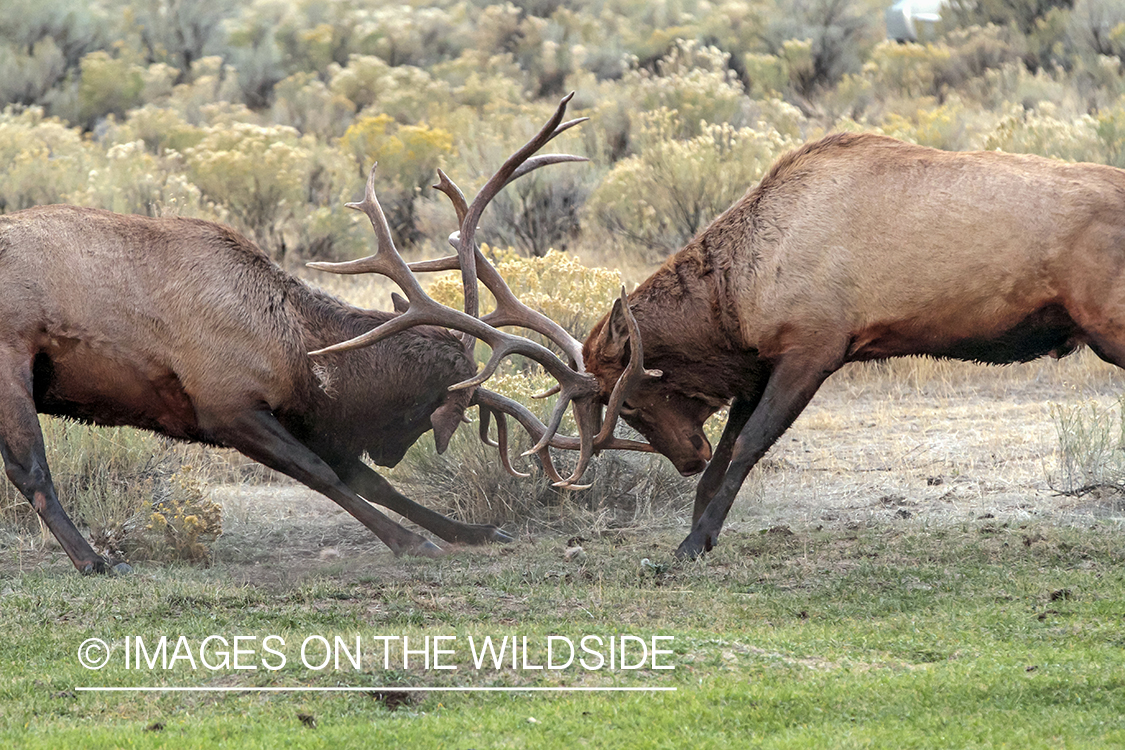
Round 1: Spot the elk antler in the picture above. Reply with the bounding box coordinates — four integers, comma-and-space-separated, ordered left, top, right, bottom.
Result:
473, 388, 653, 489
308, 94, 648, 487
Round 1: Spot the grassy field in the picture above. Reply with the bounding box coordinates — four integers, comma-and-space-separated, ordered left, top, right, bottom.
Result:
3, 521, 1125, 748
3, 351, 1125, 748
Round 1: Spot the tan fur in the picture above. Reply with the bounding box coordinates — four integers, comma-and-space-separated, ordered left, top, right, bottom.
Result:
584, 133, 1125, 556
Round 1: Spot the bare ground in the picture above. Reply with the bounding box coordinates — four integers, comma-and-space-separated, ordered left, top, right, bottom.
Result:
5, 351, 1124, 579
203, 351, 1125, 572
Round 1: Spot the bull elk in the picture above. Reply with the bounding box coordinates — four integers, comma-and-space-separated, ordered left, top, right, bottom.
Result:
0, 97, 645, 574
578, 132, 1125, 558
309, 115, 1125, 563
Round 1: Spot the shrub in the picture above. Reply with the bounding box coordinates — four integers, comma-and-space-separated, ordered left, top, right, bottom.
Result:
617, 40, 747, 142
114, 104, 204, 154
1067, 0, 1125, 60
76, 50, 147, 129
142, 466, 224, 563
588, 114, 797, 256
71, 139, 208, 217
763, 0, 875, 94
338, 113, 454, 246
0, 107, 91, 212
1095, 98, 1125, 167
270, 71, 356, 138
183, 120, 353, 260
0, 0, 107, 110
353, 3, 469, 68
983, 101, 1103, 161
863, 40, 954, 100
1048, 397, 1125, 496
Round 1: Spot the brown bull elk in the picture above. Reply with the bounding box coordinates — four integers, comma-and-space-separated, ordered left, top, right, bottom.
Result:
0, 99, 629, 574
578, 131, 1125, 559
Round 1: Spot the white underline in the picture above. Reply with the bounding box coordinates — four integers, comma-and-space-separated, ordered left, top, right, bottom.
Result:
76, 686, 676, 693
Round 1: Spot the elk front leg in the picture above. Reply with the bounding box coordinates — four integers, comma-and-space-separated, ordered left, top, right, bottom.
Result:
691, 395, 760, 524
0, 349, 128, 574
676, 347, 843, 559
334, 457, 512, 546
210, 408, 443, 558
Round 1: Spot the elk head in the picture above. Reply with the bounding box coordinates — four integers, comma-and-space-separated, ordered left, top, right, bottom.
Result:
583, 297, 721, 477
308, 94, 653, 486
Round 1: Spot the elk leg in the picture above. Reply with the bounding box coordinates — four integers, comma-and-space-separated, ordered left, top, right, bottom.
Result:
1084, 332, 1125, 370
0, 350, 126, 574
211, 408, 444, 558
692, 396, 760, 524
676, 349, 841, 559
334, 457, 513, 545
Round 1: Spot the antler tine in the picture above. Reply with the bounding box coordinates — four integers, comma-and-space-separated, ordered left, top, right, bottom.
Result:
308, 163, 428, 303
591, 287, 661, 446
432, 168, 468, 227
477, 404, 531, 478
478, 405, 498, 447
454, 93, 582, 330
473, 388, 651, 489
507, 152, 589, 186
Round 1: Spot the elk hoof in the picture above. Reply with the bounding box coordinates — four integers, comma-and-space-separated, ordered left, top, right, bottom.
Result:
79, 557, 130, 575
486, 525, 513, 544
673, 529, 715, 560
413, 539, 446, 559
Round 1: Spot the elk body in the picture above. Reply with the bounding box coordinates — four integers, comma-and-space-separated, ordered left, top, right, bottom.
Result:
581, 132, 1125, 559
0, 205, 511, 574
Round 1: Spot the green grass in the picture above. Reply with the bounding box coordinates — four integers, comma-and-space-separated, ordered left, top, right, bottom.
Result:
3, 522, 1125, 748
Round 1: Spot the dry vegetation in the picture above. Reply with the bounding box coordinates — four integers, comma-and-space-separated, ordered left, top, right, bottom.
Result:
2, 0, 1125, 564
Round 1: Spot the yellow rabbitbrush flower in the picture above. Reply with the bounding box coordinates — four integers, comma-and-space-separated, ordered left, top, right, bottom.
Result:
143, 466, 222, 563
427, 245, 622, 342
426, 246, 622, 431
339, 114, 453, 190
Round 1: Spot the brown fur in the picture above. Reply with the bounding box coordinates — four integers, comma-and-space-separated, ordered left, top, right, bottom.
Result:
584, 133, 1125, 558
0, 205, 504, 573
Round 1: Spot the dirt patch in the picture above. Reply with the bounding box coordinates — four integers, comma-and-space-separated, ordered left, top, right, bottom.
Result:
6, 352, 1124, 578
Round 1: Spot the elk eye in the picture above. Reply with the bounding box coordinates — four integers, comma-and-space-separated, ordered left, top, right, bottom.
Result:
620, 404, 639, 418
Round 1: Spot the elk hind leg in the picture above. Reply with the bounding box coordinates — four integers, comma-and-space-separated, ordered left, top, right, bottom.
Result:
0, 349, 126, 574
335, 458, 512, 546
209, 408, 444, 558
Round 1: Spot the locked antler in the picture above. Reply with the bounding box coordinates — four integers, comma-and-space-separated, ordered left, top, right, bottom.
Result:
309, 94, 650, 487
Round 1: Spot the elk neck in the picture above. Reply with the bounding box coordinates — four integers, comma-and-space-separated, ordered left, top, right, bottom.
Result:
599, 234, 764, 404
278, 281, 475, 464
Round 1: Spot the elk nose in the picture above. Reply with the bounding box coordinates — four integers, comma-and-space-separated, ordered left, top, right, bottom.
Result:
678, 458, 707, 477
690, 433, 712, 461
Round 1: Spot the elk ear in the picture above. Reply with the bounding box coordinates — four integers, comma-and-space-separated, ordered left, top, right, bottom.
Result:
430, 400, 462, 454
603, 297, 632, 363
430, 387, 474, 453
390, 292, 409, 314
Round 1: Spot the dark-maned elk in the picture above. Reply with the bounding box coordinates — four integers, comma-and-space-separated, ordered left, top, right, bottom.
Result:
578, 131, 1125, 559
0, 99, 627, 575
